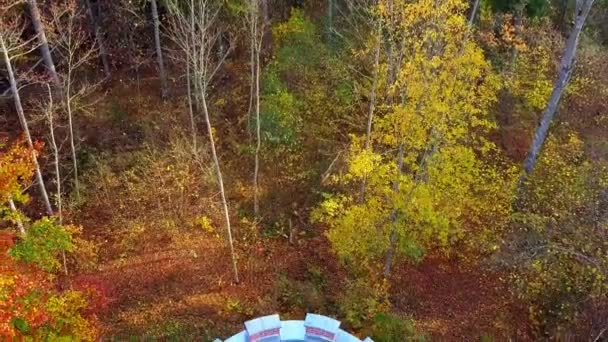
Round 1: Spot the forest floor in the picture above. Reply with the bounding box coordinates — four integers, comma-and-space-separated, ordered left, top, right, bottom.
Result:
72, 232, 529, 340
3, 66, 532, 340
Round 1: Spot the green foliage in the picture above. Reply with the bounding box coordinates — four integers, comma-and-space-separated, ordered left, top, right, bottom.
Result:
259, 71, 302, 146
338, 277, 390, 329
507, 130, 608, 336
369, 312, 424, 342
485, 0, 550, 18
9, 218, 75, 272
259, 9, 355, 171
224, 298, 255, 317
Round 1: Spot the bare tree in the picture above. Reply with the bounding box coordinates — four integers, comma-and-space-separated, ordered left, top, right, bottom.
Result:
49, 0, 99, 201
166, 0, 198, 149
27, 0, 61, 86
151, 0, 169, 99
1, 12, 53, 215
521, 0, 596, 182
247, 0, 264, 219
41, 83, 62, 223
84, 0, 111, 78
167, 0, 239, 283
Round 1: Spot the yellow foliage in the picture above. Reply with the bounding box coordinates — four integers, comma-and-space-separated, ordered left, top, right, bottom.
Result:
317, 0, 515, 269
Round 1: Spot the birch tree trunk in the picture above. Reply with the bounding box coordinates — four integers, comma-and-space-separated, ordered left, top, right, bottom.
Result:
468, 0, 481, 26
28, 0, 60, 86
151, 0, 169, 99
8, 199, 25, 235
187, 54, 196, 149
1, 35, 53, 215
252, 38, 261, 217
166, 0, 239, 284
201, 92, 240, 284
521, 0, 595, 180
47, 87, 62, 222
65, 63, 81, 200
85, 0, 111, 78
251, 0, 263, 218
39, 83, 63, 223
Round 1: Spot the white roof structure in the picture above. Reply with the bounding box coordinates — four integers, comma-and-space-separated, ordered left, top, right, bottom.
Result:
220, 313, 374, 342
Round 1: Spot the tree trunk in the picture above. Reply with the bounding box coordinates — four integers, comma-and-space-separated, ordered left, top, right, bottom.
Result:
65, 69, 80, 201
187, 56, 196, 150
468, 0, 481, 26
253, 41, 261, 217
383, 143, 405, 277
1, 35, 53, 215
253, 1, 262, 218
28, 0, 60, 86
85, 0, 111, 78
261, 0, 271, 52
201, 91, 240, 284
327, 0, 334, 43
8, 199, 25, 235
151, 0, 169, 99
45, 84, 62, 223
521, 0, 595, 180
359, 24, 381, 201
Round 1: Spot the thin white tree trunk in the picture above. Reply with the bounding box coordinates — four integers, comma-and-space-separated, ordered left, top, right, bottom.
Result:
253, 43, 261, 217
45, 84, 68, 276
151, 0, 169, 99
8, 199, 25, 235
45, 85, 62, 222
201, 92, 240, 284
252, 0, 262, 218
246, 10, 256, 143
521, 0, 595, 179
28, 0, 60, 86
187, 56, 196, 149
1, 35, 53, 215
468, 0, 481, 26
65, 68, 80, 201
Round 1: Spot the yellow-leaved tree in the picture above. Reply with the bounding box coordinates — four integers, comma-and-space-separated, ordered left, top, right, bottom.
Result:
314, 0, 516, 277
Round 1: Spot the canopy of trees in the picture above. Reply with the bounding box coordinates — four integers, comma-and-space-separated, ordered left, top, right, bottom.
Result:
1, 0, 607, 340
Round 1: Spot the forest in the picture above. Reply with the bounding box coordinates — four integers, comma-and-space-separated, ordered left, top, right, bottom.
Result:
1, 0, 607, 340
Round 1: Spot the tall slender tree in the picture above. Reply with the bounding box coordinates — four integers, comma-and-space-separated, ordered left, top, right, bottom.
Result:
1, 21, 53, 215
520, 0, 595, 182
49, 0, 99, 201
151, 0, 169, 99
27, 0, 60, 86
167, 0, 239, 283
85, 0, 111, 78
247, 0, 264, 219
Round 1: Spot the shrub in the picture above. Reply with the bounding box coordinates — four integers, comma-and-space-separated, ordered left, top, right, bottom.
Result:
275, 274, 327, 313
9, 217, 74, 272
369, 312, 424, 342
338, 277, 390, 329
